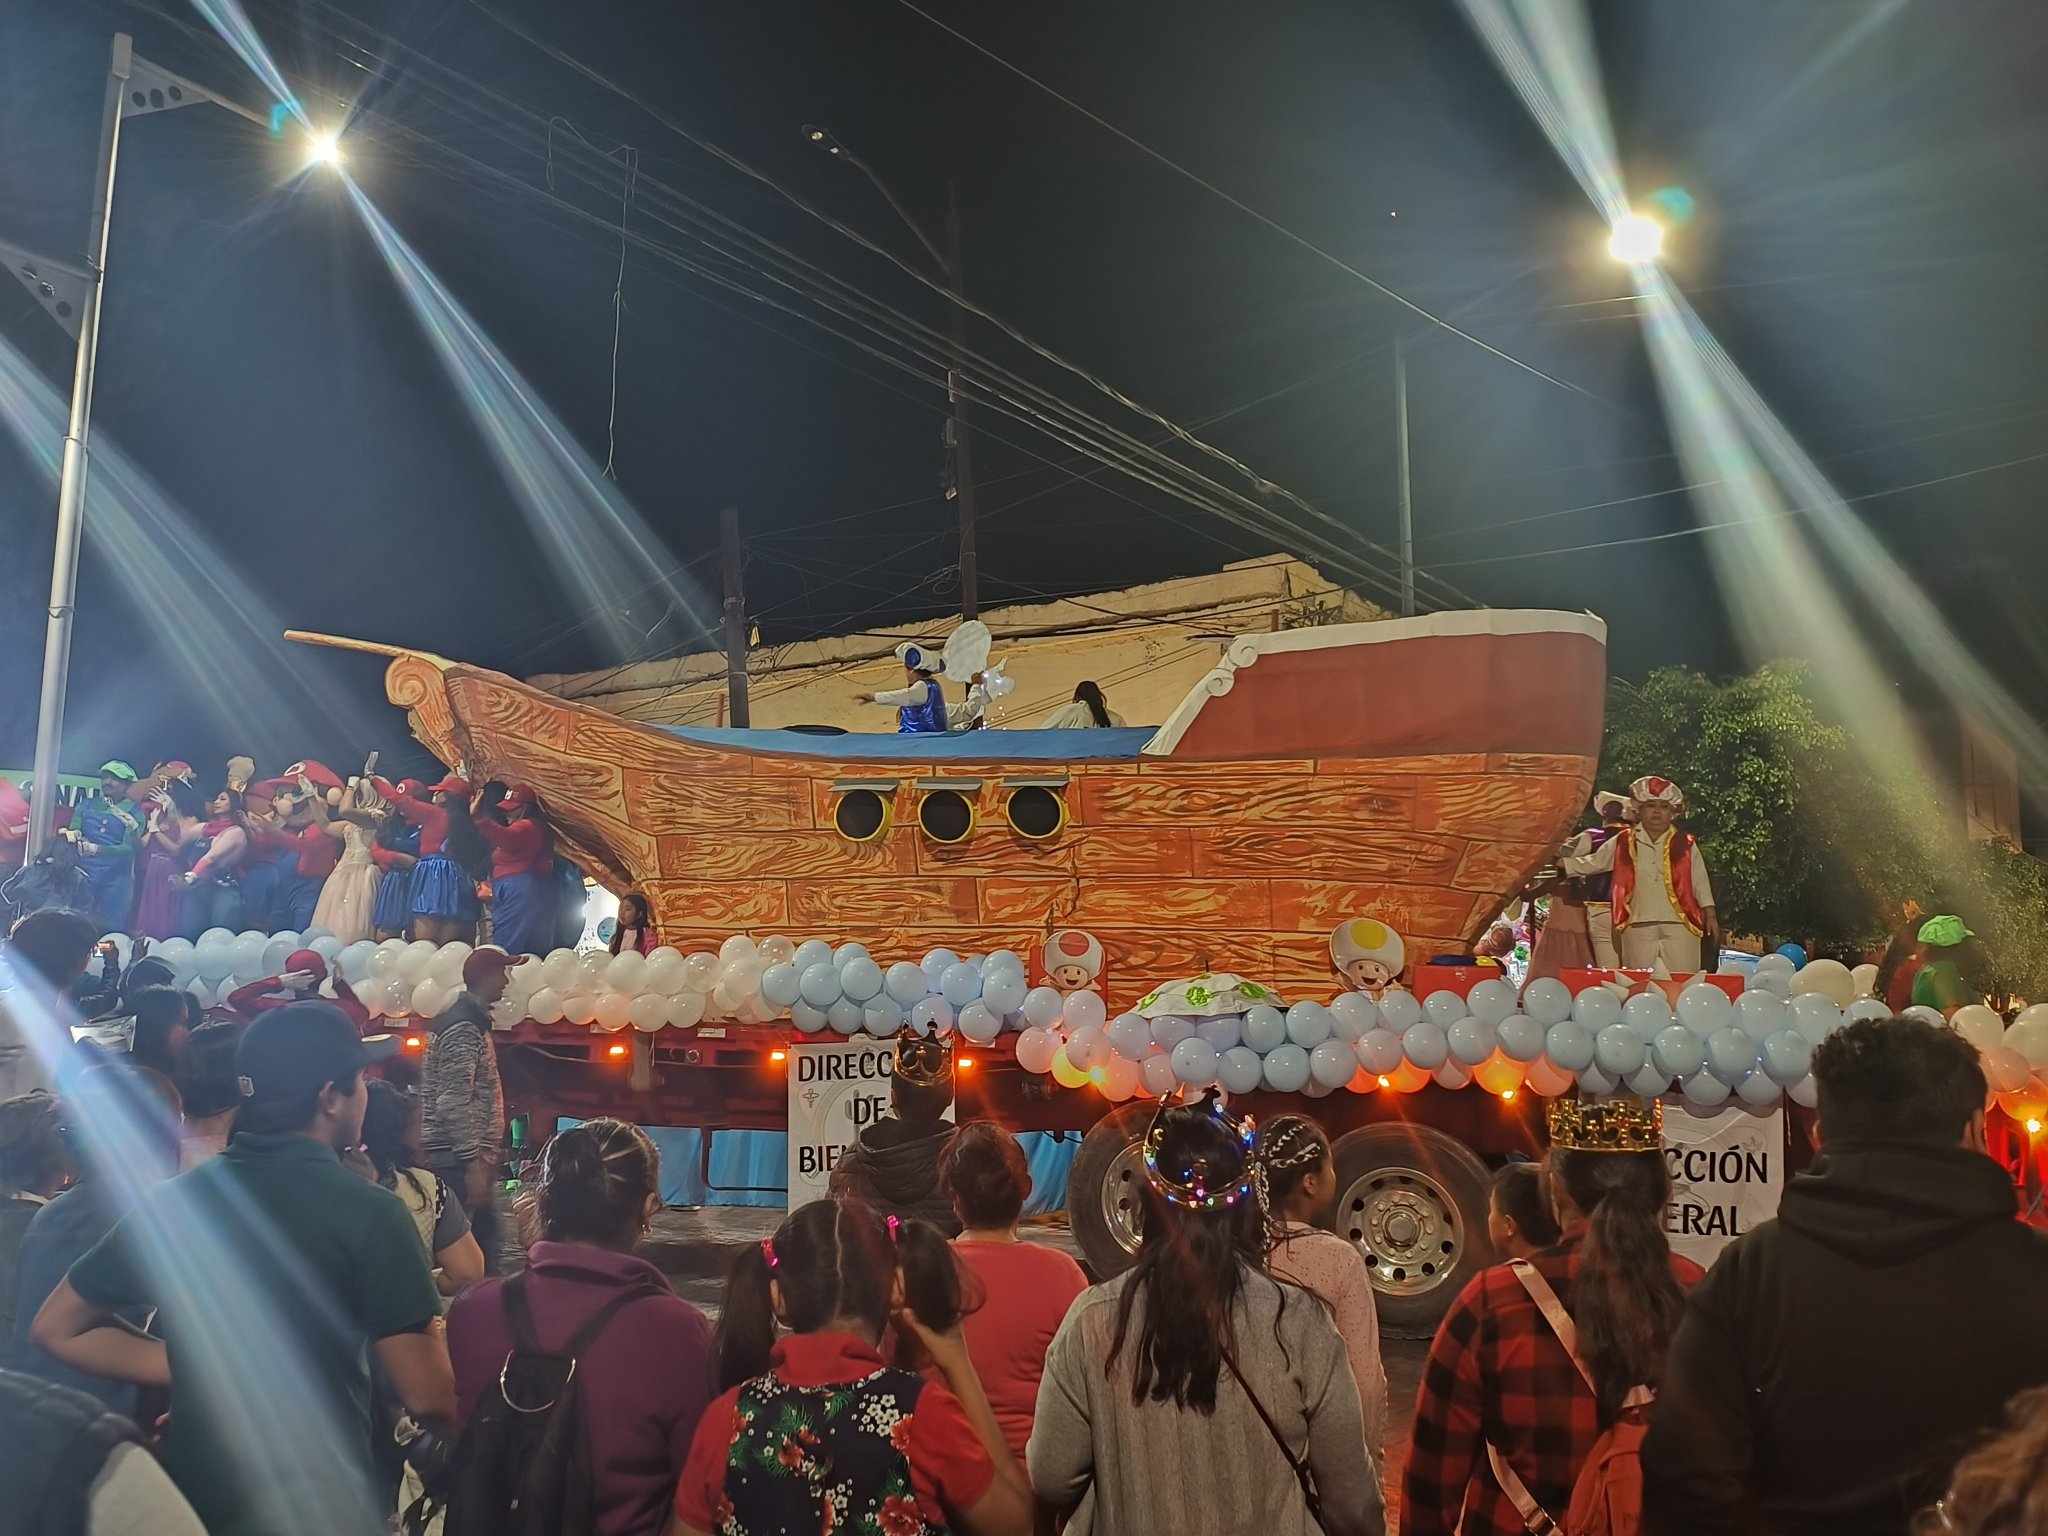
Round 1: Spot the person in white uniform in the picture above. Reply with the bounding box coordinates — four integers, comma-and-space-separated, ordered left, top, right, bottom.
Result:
1559, 775, 1717, 973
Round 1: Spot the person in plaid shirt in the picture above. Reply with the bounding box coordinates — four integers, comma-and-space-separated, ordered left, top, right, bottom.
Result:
1403, 1098, 1704, 1536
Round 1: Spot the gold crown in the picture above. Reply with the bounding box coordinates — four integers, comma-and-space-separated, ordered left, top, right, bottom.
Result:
893, 1035, 953, 1088
1546, 1095, 1663, 1153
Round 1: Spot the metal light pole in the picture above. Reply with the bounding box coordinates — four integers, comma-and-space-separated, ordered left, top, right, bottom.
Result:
1394, 334, 1415, 618
13, 37, 267, 858
803, 125, 979, 618
25, 36, 131, 859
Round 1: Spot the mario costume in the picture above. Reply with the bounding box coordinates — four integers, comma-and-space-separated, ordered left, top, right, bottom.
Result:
475, 783, 557, 955
861, 642, 949, 734
1560, 775, 1716, 973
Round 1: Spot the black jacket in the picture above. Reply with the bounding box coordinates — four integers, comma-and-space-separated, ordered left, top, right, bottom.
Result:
1643, 1141, 2048, 1536
829, 1116, 960, 1236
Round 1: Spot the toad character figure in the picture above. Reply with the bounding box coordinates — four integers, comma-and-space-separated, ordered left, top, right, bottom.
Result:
1331, 918, 1405, 997
1040, 929, 1104, 995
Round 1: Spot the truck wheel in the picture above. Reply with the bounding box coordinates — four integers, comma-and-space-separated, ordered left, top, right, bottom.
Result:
1067, 1102, 1157, 1279
1328, 1123, 1493, 1339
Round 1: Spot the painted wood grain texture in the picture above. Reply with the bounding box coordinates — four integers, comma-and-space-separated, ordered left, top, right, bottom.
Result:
983, 876, 1273, 929
1314, 753, 1489, 777
642, 880, 788, 928
1193, 827, 1461, 883
627, 771, 813, 832
1269, 880, 1481, 939
657, 830, 919, 881
786, 877, 983, 927
1415, 773, 1586, 841
1135, 757, 1316, 777
1078, 773, 1417, 828
1451, 839, 1553, 894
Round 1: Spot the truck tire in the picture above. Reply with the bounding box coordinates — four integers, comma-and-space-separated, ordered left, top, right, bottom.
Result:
1328, 1123, 1493, 1338
1066, 1101, 1157, 1279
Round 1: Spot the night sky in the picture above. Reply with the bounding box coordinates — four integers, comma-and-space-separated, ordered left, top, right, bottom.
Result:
3, 0, 2045, 788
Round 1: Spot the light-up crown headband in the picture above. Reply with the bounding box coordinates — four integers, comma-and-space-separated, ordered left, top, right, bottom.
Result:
1141, 1090, 1259, 1211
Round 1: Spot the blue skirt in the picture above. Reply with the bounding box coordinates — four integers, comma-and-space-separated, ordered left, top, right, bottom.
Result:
488, 870, 555, 957
371, 867, 412, 934
408, 853, 479, 921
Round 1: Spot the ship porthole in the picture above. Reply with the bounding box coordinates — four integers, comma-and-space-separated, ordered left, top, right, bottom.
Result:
834, 788, 891, 843
1005, 785, 1066, 840
917, 788, 976, 845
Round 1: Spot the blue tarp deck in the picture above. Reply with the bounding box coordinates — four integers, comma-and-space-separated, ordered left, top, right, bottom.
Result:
656, 724, 1156, 762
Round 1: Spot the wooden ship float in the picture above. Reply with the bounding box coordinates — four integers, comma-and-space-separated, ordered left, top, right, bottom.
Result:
291, 609, 1609, 998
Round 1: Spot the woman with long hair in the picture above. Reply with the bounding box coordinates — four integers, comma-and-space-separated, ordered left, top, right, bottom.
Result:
1917, 1385, 2048, 1534
134, 777, 205, 941
365, 781, 423, 941
608, 892, 657, 958
448, 1119, 712, 1536
312, 780, 384, 945
360, 1080, 483, 1296
1260, 1113, 1389, 1456
367, 774, 483, 944
178, 787, 252, 936
1039, 680, 1125, 730
1030, 1095, 1382, 1536
938, 1121, 1088, 1464
670, 1197, 1030, 1536
1403, 1097, 1701, 1536
474, 783, 557, 956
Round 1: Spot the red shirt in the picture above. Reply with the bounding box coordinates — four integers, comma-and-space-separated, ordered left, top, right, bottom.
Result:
224, 975, 371, 1033
290, 821, 341, 879
370, 777, 450, 855
475, 815, 551, 878
450, 1243, 714, 1536
675, 1332, 994, 1530
1403, 1235, 1704, 1536
950, 1238, 1088, 1464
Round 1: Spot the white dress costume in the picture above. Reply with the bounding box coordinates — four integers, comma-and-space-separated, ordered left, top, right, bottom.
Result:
311, 819, 382, 944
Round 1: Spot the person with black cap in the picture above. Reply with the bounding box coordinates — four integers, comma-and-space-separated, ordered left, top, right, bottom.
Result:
422, 947, 512, 1273
30, 1001, 454, 1536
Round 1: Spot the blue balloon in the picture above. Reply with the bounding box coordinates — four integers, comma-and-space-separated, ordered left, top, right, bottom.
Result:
1446, 1015, 1497, 1066
1572, 986, 1624, 1031
1624, 991, 1674, 1041
1196, 1014, 1243, 1052
1736, 1072, 1783, 1107
1705, 1026, 1760, 1086
1577, 1063, 1618, 1096
1677, 983, 1735, 1038
1377, 988, 1423, 1032
884, 961, 930, 1007
1261, 1043, 1311, 1093
1545, 1020, 1596, 1073
957, 1001, 1003, 1044
1149, 1014, 1195, 1050
833, 942, 871, 968
907, 996, 954, 1037
840, 957, 885, 1003
1496, 1013, 1545, 1064
940, 962, 983, 1008
1524, 977, 1575, 1027
791, 1000, 829, 1034
1734, 990, 1791, 1042
1217, 1045, 1264, 1093
1652, 1024, 1705, 1079
1846, 998, 1893, 1023
1423, 990, 1468, 1029
1356, 1029, 1405, 1075
1286, 1001, 1335, 1049
1628, 1062, 1672, 1098
1329, 992, 1379, 1042
1402, 1020, 1449, 1070
1788, 993, 1843, 1044
1776, 943, 1808, 968
1747, 969, 1792, 999
826, 997, 865, 1035
1682, 1071, 1733, 1107
921, 947, 961, 988
1594, 1023, 1647, 1077
1760, 1028, 1813, 1085
760, 963, 803, 1008
1790, 1073, 1819, 1108
793, 939, 835, 974
799, 962, 844, 1008
984, 948, 1025, 977
1020, 987, 1065, 1029
1309, 1039, 1356, 1088
1107, 1012, 1152, 1060
1170, 1037, 1221, 1086
980, 971, 1028, 1016
1242, 1004, 1288, 1054
863, 999, 905, 1036
1466, 978, 1518, 1027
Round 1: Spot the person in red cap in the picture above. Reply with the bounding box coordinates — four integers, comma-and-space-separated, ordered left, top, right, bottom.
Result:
260, 769, 345, 934
365, 780, 425, 940
473, 783, 557, 956
367, 773, 486, 944
421, 946, 514, 1273
225, 949, 371, 1032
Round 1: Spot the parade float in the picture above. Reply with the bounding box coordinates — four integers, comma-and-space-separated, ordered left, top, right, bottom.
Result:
268, 607, 1661, 1326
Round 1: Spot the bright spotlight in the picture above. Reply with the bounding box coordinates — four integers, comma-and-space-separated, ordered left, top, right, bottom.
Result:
1607, 212, 1664, 265
305, 129, 343, 169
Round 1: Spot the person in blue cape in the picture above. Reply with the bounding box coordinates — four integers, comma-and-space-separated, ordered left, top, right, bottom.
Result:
856, 641, 949, 733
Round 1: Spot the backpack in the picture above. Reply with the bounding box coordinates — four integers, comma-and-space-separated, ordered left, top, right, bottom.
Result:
0, 1369, 142, 1536
1485, 1259, 1650, 1536
406, 1271, 656, 1536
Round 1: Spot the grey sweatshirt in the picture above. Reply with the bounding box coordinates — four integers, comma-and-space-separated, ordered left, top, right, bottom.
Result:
1028, 1267, 1385, 1536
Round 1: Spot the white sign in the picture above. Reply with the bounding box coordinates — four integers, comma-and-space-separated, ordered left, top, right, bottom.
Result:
786, 1039, 953, 1208
1659, 1104, 1786, 1266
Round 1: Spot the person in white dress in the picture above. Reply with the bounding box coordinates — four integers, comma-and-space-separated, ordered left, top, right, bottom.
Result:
311, 781, 383, 943
1040, 680, 1125, 729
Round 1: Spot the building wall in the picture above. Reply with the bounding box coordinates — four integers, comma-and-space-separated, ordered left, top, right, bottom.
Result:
532, 555, 1387, 732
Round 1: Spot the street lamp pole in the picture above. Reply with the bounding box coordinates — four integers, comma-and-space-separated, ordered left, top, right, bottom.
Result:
1394, 334, 1415, 618
804, 126, 979, 619
26, 35, 131, 858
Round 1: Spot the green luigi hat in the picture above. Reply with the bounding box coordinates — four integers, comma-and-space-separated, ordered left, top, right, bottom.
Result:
1918, 915, 1974, 948
97, 760, 137, 782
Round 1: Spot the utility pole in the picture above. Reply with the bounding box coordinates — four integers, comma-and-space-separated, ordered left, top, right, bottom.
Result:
720, 505, 749, 727
945, 179, 977, 620
1394, 334, 1415, 618
26, 37, 129, 859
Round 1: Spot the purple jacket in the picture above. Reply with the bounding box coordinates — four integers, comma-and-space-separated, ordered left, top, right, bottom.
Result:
447, 1242, 715, 1536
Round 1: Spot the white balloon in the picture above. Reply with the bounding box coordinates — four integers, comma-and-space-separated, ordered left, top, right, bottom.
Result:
1062, 990, 1107, 1032
629, 993, 667, 1032
720, 934, 760, 966
527, 987, 565, 1024
1850, 962, 1879, 1000
2004, 1017, 2048, 1070
757, 935, 797, 966
1951, 1003, 2005, 1055
665, 991, 707, 1029
720, 957, 765, 998
1791, 959, 1856, 1008
260, 937, 295, 977
401, 940, 440, 983
541, 948, 580, 989
564, 993, 599, 1027
608, 950, 649, 993
594, 992, 634, 1032
232, 934, 268, 980
1016, 1027, 1060, 1074
308, 934, 345, 966
411, 979, 448, 1018
337, 941, 378, 983
645, 949, 688, 996
682, 952, 720, 993
1020, 988, 1064, 1030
